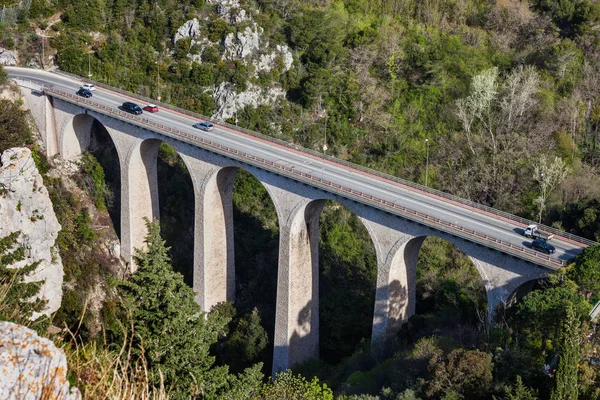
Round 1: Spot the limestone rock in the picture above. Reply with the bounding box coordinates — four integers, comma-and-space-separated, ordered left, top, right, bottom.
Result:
0, 148, 63, 318
0, 321, 81, 400
174, 18, 201, 43
212, 81, 285, 120
254, 44, 294, 72
207, 0, 251, 23
0, 47, 17, 66
223, 25, 263, 60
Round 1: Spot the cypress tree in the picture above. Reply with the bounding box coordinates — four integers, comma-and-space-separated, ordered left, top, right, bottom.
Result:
550, 304, 581, 400
119, 220, 231, 399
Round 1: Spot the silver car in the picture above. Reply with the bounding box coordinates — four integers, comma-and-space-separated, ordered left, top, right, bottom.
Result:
193, 121, 214, 131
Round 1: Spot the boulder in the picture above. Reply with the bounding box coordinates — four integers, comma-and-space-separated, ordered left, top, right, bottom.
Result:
0, 148, 63, 319
174, 18, 201, 43
0, 321, 81, 400
0, 47, 17, 66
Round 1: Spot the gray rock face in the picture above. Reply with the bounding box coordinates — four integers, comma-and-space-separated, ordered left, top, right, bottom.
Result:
174, 18, 201, 42
207, 0, 251, 23
0, 47, 17, 66
173, 0, 294, 120
0, 321, 81, 400
0, 148, 63, 318
223, 25, 263, 60
212, 81, 285, 120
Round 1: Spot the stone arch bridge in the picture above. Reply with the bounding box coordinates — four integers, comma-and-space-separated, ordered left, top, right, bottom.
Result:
9, 68, 594, 374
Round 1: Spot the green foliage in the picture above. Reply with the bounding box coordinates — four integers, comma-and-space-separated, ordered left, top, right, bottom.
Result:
0, 65, 7, 84
208, 18, 233, 42
0, 99, 32, 153
497, 376, 539, 400
514, 287, 590, 353
426, 348, 493, 399
567, 244, 600, 302
550, 305, 581, 400
259, 370, 334, 399
116, 219, 251, 399
0, 231, 45, 326
80, 153, 110, 211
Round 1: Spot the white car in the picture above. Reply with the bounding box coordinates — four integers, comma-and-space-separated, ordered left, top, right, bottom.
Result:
81, 83, 96, 91
193, 122, 214, 131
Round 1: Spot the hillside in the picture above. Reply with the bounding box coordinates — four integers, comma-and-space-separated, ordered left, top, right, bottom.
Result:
0, 0, 599, 399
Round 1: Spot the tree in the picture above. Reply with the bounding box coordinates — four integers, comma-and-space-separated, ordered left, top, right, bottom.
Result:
550, 305, 581, 400
533, 156, 569, 223
567, 244, 600, 301
426, 349, 494, 399
117, 219, 255, 399
0, 100, 32, 153
497, 376, 538, 400
0, 232, 45, 326
259, 370, 334, 400
514, 287, 590, 353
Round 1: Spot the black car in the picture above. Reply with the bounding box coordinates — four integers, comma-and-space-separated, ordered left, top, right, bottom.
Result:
122, 102, 143, 115
77, 88, 92, 98
531, 239, 556, 254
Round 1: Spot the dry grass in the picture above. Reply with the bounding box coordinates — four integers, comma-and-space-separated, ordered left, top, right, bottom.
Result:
0, 276, 169, 400
62, 304, 170, 400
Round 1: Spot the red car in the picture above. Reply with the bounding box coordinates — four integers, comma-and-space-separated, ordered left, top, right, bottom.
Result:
143, 104, 159, 113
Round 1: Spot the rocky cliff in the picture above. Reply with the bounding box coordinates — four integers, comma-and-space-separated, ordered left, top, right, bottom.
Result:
0, 148, 63, 318
0, 321, 80, 400
174, 0, 293, 120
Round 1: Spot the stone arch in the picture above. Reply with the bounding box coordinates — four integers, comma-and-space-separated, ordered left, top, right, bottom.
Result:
126, 138, 162, 259
60, 113, 95, 160
195, 165, 283, 313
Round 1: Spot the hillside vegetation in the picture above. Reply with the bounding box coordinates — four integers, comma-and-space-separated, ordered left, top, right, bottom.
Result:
1, 0, 600, 398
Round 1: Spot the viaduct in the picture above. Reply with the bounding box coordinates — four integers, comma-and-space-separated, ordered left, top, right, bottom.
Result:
8, 67, 594, 374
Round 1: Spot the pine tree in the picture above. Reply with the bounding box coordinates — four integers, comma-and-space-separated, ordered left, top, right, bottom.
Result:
550, 304, 581, 400
0, 231, 45, 326
118, 220, 232, 399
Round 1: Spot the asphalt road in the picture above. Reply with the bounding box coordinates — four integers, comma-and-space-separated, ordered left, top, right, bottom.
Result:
6, 67, 589, 266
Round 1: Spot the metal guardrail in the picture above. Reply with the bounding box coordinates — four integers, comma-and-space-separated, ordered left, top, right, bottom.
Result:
51, 70, 597, 248
41, 85, 576, 270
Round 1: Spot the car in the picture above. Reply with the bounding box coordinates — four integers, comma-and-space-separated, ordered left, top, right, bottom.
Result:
122, 102, 143, 115
76, 88, 93, 98
531, 239, 556, 254
143, 104, 159, 113
81, 83, 96, 91
193, 121, 214, 131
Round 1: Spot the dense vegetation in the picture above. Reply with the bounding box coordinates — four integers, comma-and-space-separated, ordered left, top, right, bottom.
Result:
1, 0, 600, 398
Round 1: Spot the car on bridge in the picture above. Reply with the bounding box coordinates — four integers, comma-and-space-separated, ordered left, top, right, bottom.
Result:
143, 104, 159, 113
193, 121, 214, 131
76, 88, 92, 98
531, 239, 556, 254
81, 83, 95, 91
122, 102, 143, 115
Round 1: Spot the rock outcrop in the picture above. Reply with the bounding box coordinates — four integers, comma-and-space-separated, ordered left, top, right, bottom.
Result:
0, 47, 17, 66
0, 321, 81, 400
173, 0, 294, 120
0, 148, 63, 318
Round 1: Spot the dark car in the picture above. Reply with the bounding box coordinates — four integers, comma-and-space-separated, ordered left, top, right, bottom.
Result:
143, 104, 159, 113
77, 88, 92, 98
193, 121, 214, 131
122, 102, 143, 115
532, 239, 556, 254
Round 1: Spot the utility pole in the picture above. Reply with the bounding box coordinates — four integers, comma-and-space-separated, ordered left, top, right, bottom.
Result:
155, 60, 161, 101
85, 42, 92, 78
425, 138, 430, 187
40, 35, 44, 69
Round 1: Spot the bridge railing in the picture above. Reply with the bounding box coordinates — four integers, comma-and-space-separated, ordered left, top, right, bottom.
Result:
43, 86, 573, 270
50, 69, 596, 248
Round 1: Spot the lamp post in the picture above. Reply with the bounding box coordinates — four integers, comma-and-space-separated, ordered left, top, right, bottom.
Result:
155, 60, 161, 101
323, 115, 328, 154
85, 42, 92, 78
425, 138, 430, 187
